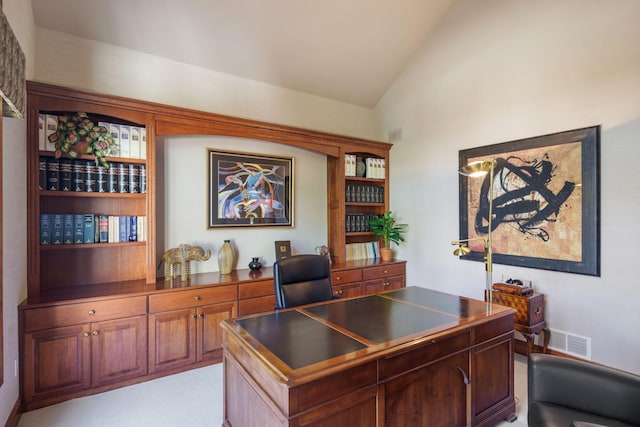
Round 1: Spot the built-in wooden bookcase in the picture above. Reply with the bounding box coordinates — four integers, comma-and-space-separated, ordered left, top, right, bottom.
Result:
327, 148, 390, 265
26, 82, 156, 297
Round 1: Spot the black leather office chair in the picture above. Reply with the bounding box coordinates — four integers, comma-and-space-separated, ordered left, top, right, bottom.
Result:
273, 254, 337, 309
528, 353, 640, 427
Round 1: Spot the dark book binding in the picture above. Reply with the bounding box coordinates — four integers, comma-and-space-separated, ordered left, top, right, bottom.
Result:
46, 158, 60, 191
85, 160, 97, 193
59, 158, 72, 191
72, 159, 85, 192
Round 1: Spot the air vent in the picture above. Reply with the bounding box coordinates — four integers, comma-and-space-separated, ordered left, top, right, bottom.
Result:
547, 328, 591, 359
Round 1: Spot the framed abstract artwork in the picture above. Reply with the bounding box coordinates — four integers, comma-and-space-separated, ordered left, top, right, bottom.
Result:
208, 150, 294, 228
458, 126, 600, 276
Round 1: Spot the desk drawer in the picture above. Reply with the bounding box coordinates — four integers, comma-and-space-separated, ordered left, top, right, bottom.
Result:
362, 264, 405, 281
331, 269, 362, 285
24, 296, 147, 332
380, 331, 470, 380
149, 285, 236, 313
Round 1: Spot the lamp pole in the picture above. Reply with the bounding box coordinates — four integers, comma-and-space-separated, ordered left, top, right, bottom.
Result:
485, 160, 494, 304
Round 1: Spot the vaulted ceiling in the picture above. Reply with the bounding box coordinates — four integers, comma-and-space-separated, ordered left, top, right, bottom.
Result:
31, 0, 455, 107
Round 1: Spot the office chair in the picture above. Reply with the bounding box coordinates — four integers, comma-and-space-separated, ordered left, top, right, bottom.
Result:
528, 353, 640, 427
273, 254, 337, 309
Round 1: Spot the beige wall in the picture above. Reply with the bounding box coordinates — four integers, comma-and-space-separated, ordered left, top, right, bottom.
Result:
376, 0, 640, 374
1, 0, 35, 423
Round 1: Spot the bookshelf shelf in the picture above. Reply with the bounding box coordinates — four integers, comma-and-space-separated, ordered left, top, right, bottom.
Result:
345, 202, 384, 207
345, 176, 385, 183
40, 241, 146, 251
38, 151, 148, 165
40, 191, 146, 199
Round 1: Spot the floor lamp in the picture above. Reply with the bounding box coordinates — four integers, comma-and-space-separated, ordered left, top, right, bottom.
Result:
451, 160, 495, 304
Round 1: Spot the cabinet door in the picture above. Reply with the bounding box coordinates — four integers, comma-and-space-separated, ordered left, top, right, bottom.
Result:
23, 324, 91, 402
471, 335, 514, 425
197, 301, 237, 363
91, 315, 148, 387
383, 350, 469, 427
148, 308, 196, 373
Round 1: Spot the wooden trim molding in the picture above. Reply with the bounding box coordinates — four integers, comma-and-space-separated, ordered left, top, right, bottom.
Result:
26, 81, 391, 158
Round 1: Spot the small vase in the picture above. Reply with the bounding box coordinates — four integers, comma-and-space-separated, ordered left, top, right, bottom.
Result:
248, 257, 262, 271
217, 240, 234, 274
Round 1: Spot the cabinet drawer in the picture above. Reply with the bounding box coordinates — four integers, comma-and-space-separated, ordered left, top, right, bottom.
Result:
149, 285, 236, 313
331, 269, 362, 285
333, 282, 362, 299
363, 275, 404, 295
362, 264, 405, 281
238, 280, 274, 300
24, 296, 147, 332
238, 295, 277, 316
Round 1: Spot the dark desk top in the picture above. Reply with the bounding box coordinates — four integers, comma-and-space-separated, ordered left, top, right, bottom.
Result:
228, 286, 511, 371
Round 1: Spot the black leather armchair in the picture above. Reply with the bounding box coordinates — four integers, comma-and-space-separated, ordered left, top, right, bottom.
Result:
273, 254, 337, 309
528, 353, 640, 427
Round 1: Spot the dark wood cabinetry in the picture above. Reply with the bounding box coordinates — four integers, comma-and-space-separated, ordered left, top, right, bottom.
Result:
148, 286, 237, 373
21, 81, 399, 410
21, 296, 147, 406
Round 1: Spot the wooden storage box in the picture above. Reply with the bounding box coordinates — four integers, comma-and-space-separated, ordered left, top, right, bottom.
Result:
491, 290, 545, 326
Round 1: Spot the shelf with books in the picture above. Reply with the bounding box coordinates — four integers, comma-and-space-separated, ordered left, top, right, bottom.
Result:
27, 82, 156, 297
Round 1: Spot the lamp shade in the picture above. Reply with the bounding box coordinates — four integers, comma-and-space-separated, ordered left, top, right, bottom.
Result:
458, 160, 493, 177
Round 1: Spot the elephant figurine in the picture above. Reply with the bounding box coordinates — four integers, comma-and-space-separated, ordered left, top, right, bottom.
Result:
162, 244, 211, 281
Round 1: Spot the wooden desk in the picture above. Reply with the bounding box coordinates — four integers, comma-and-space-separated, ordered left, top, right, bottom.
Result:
221, 286, 517, 426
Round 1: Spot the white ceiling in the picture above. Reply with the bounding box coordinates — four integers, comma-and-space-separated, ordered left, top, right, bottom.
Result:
31, 0, 454, 108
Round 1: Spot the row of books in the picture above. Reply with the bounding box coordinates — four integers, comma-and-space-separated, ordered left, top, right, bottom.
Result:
40, 214, 146, 245
346, 214, 382, 233
40, 157, 147, 194
345, 241, 381, 261
344, 154, 386, 179
39, 113, 147, 159
346, 184, 384, 204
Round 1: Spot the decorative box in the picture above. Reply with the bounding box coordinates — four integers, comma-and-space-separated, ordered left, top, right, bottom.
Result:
491, 290, 545, 326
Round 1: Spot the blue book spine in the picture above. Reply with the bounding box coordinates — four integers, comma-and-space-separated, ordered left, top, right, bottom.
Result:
52, 214, 64, 245
73, 214, 84, 244
129, 216, 137, 242
63, 214, 74, 244
119, 216, 129, 242
83, 214, 95, 244
40, 214, 51, 245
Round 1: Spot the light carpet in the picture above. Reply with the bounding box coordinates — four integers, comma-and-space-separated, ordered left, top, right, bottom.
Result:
18, 354, 528, 426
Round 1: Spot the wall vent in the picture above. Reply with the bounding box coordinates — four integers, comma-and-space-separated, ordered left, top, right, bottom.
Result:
547, 328, 591, 360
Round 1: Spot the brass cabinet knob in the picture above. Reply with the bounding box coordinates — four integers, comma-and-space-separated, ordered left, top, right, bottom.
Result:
336, 276, 341, 281
199, 313, 205, 318
195, 296, 202, 301
88, 310, 96, 315
83, 332, 90, 337
383, 281, 390, 287
92, 330, 99, 336
191, 314, 197, 319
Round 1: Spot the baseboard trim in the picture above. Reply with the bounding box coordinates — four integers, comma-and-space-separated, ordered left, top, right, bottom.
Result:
3, 397, 21, 427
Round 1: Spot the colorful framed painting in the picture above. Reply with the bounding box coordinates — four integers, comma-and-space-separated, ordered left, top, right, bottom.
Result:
208, 150, 294, 228
458, 126, 600, 276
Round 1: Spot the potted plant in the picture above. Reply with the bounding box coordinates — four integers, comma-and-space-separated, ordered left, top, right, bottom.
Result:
369, 211, 407, 261
47, 112, 118, 169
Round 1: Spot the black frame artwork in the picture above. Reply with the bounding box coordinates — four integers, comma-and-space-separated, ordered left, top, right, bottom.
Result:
458, 126, 600, 276
208, 150, 293, 228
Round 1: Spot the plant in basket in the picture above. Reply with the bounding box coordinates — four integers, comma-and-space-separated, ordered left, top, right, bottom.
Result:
47, 112, 118, 168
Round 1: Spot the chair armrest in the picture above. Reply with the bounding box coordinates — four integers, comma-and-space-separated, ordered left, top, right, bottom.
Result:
528, 354, 640, 425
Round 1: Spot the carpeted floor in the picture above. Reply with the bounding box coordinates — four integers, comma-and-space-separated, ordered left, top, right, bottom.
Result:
18, 354, 528, 426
